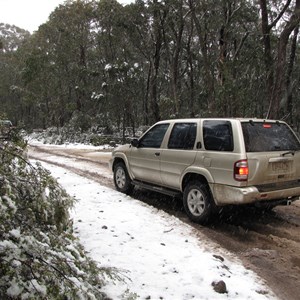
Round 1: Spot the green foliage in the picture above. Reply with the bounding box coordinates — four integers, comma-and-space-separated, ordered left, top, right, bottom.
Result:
0, 141, 108, 299
69, 111, 92, 133
89, 135, 113, 146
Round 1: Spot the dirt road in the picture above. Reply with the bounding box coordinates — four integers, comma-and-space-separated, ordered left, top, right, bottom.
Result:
29, 144, 300, 300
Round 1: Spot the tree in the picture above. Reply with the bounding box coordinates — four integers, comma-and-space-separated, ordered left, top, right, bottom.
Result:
0, 23, 30, 125
285, 25, 299, 123
260, 0, 300, 119
0, 140, 110, 299
2, 0, 300, 134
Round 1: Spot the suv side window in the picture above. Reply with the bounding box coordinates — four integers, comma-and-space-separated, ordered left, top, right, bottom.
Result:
139, 123, 169, 148
203, 120, 233, 151
168, 123, 197, 150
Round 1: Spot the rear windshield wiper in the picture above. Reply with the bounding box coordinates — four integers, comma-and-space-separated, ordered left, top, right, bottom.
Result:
281, 150, 296, 157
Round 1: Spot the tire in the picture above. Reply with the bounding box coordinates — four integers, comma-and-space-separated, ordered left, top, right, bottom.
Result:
113, 162, 134, 195
183, 181, 215, 224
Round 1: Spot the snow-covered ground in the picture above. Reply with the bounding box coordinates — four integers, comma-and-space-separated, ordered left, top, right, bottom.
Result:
30, 145, 277, 299
28, 139, 114, 150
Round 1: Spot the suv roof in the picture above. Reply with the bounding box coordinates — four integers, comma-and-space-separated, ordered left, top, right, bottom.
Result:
155, 118, 285, 123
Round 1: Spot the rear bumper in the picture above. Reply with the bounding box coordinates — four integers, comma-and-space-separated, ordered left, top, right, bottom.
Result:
212, 183, 300, 205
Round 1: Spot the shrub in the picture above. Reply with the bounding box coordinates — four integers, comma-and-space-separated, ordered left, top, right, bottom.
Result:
0, 141, 109, 299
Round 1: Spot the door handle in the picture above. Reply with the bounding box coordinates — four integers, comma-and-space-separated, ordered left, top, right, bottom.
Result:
155, 152, 160, 156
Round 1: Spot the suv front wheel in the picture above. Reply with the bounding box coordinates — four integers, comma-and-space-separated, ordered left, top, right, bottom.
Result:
113, 162, 133, 195
183, 181, 215, 224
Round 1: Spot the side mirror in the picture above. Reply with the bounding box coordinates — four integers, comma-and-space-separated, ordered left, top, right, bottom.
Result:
131, 138, 139, 148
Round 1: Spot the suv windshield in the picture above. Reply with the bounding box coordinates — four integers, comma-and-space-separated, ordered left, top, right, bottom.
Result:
242, 121, 300, 152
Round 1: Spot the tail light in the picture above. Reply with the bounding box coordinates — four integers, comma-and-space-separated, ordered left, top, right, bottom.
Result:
234, 160, 249, 181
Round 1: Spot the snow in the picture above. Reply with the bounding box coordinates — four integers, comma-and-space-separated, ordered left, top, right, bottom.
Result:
7, 279, 23, 297
28, 139, 113, 150
29, 147, 112, 180
105, 64, 112, 71
9, 228, 21, 239
29, 280, 47, 296
32, 154, 278, 300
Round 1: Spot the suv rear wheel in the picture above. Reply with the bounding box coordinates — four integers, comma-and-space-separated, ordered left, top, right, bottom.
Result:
113, 162, 133, 195
183, 181, 215, 224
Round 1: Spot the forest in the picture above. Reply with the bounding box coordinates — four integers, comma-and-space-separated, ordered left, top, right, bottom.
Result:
1, 1, 300, 296
1, 0, 300, 135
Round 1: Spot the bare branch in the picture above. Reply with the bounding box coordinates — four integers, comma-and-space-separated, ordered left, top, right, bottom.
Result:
269, 0, 292, 30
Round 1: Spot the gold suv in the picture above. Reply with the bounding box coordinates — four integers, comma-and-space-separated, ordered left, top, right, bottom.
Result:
110, 119, 300, 223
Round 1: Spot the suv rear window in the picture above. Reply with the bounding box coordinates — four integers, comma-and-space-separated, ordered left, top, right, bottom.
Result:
242, 122, 300, 152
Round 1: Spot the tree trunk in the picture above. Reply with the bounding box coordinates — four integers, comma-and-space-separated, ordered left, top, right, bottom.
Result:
286, 26, 299, 123
144, 64, 151, 125
259, 0, 274, 117
186, 19, 195, 118
259, 0, 296, 119
268, 0, 300, 119
188, 0, 215, 115
170, 0, 184, 117
149, 0, 164, 123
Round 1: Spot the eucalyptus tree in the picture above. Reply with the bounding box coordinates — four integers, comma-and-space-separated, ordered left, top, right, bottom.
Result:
259, 0, 300, 120
4, 0, 300, 133
121, 0, 153, 125
45, 0, 94, 122
21, 0, 96, 129
214, 0, 262, 117
160, 0, 190, 118
91, 0, 143, 133
0, 24, 30, 125
285, 26, 299, 122
286, 26, 300, 129
120, 0, 165, 125
186, 0, 262, 117
113, 0, 170, 125
124, 0, 264, 121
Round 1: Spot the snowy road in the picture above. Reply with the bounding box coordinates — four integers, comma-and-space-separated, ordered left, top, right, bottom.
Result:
29, 142, 277, 299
